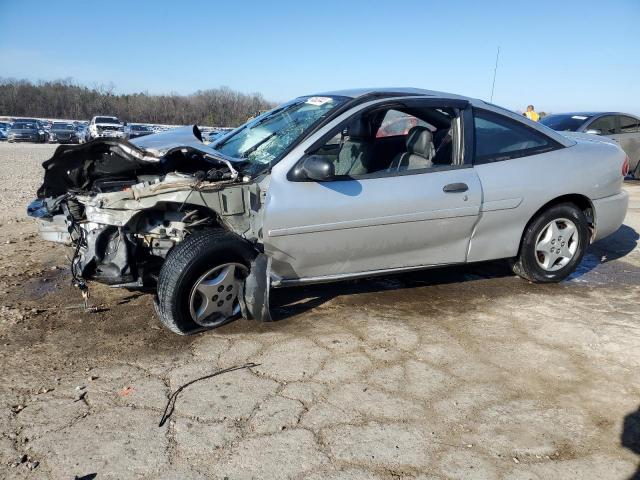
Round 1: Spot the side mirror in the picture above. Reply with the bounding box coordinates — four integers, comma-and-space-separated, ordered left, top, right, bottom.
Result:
294, 155, 334, 181
585, 129, 602, 135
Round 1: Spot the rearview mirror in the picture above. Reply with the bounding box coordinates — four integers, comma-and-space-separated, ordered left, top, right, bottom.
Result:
585, 129, 602, 135
294, 155, 334, 181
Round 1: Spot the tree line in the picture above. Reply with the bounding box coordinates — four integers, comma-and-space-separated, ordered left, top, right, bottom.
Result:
0, 78, 276, 127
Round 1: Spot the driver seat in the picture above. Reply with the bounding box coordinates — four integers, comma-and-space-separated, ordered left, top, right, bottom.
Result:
387, 126, 435, 171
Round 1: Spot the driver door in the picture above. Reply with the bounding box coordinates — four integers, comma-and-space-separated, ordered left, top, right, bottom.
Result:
263, 100, 482, 282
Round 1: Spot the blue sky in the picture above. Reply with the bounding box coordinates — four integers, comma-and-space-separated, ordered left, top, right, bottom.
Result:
1, 0, 639, 114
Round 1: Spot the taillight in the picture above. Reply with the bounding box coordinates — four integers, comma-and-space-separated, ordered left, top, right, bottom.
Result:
622, 156, 630, 177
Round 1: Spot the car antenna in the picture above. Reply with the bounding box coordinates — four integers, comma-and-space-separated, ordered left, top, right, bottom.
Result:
490, 46, 500, 102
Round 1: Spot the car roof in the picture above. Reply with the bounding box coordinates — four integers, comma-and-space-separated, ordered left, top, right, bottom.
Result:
547, 111, 639, 118
297, 87, 576, 149
311, 87, 468, 101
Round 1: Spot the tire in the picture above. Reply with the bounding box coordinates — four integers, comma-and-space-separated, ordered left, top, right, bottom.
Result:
156, 229, 256, 335
512, 203, 590, 283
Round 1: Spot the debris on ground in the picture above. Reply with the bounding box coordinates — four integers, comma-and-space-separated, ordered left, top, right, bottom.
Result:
74, 391, 87, 402
159, 363, 259, 427
117, 386, 135, 397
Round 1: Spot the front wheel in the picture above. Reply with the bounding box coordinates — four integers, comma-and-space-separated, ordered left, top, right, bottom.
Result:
512, 203, 590, 283
156, 229, 255, 334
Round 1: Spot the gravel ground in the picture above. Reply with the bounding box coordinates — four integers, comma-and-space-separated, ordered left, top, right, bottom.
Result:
0, 143, 52, 221
0, 142, 639, 479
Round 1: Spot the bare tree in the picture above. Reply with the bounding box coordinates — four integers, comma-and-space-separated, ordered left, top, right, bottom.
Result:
0, 78, 275, 126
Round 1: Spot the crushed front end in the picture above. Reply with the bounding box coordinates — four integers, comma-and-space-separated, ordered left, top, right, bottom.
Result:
28, 127, 266, 290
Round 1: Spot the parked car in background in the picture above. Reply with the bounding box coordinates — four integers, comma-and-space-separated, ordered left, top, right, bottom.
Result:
74, 124, 90, 143
88, 115, 125, 140
7, 121, 45, 143
28, 88, 629, 334
49, 122, 80, 144
540, 112, 640, 178
13, 118, 47, 142
127, 124, 154, 139
0, 121, 9, 141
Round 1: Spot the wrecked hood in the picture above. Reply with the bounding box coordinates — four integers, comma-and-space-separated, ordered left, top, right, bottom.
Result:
36, 126, 238, 198
131, 125, 222, 157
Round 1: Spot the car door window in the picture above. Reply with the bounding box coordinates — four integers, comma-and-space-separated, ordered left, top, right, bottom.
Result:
296, 105, 459, 179
588, 115, 617, 135
619, 116, 639, 134
473, 109, 557, 164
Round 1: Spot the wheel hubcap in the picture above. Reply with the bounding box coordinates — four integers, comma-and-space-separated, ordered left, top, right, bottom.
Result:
189, 263, 247, 327
534, 218, 579, 272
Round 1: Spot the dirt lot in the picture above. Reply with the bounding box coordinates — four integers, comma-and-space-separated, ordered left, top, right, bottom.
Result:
0, 142, 639, 479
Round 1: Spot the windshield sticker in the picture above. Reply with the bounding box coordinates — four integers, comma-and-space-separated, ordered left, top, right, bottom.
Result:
571, 115, 588, 120
305, 96, 333, 106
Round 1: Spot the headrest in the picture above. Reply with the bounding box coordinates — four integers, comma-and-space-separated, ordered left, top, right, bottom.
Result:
406, 126, 434, 157
347, 118, 371, 139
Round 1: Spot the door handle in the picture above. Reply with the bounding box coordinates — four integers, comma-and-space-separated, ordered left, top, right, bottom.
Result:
443, 182, 468, 193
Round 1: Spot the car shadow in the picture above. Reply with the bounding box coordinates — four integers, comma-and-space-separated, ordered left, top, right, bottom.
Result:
570, 224, 639, 279
622, 406, 640, 480
269, 260, 514, 320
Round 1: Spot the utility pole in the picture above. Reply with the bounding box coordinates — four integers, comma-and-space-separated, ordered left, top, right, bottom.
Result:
490, 46, 500, 102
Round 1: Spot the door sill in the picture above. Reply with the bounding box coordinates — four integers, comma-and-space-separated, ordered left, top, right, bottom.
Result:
271, 262, 463, 288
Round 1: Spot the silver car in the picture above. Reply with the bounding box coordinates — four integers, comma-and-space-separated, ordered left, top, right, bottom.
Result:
540, 112, 640, 178
28, 88, 629, 334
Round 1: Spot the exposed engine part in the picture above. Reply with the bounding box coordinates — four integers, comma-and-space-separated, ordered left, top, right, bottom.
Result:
66, 197, 84, 219
75, 225, 138, 285
61, 204, 222, 287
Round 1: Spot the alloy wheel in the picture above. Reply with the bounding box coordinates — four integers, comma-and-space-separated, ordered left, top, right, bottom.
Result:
534, 218, 579, 272
188, 263, 247, 327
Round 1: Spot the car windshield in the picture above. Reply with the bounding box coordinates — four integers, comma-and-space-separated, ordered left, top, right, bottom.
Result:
132, 125, 148, 131
95, 117, 119, 124
539, 114, 591, 132
213, 95, 349, 174
11, 122, 36, 130
53, 123, 74, 130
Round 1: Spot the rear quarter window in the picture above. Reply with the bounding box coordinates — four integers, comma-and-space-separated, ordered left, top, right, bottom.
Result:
473, 109, 560, 164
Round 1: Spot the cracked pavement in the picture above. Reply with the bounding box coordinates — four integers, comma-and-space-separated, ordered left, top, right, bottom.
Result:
0, 143, 639, 479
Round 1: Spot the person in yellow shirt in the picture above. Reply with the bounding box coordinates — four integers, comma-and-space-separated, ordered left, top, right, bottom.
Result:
524, 105, 540, 122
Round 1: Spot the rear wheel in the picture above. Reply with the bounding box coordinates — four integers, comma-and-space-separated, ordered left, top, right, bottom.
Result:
156, 229, 255, 334
512, 203, 589, 283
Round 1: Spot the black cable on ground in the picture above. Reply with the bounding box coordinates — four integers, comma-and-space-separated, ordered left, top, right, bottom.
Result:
158, 362, 260, 427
